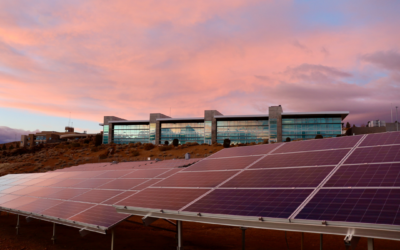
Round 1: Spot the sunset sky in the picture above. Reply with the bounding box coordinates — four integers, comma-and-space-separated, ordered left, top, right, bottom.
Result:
0, 0, 399, 142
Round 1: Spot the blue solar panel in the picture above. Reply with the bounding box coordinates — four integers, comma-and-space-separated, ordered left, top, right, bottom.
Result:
184, 189, 312, 218
295, 189, 400, 225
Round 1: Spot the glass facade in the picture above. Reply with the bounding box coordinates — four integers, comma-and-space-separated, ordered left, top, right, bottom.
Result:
149, 123, 156, 144
282, 117, 342, 141
103, 125, 109, 144
204, 121, 212, 144
269, 119, 277, 143
36, 136, 46, 141
113, 124, 149, 144
160, 122, 204, 144
216, 120, 269, 144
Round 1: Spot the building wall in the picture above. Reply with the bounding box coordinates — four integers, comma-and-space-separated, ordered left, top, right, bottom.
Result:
269, 106, 283, 143
386, 122, 399, 132
345, 127, 386, 136
204, 110, 223, 144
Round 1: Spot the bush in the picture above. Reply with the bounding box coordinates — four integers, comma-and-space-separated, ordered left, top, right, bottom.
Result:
91, 146, 100, 152
95, 134, 103, 146
98, 151, 108, 159
143, 143, 155, 150
135, 142, 142, 147
172, 139, 179, 147
285, 137, 291, 142
262, 139, 269, 144
315, 135, 323, 139
164, 141, 169, 146
223, 139, 231, 148
71, 143, 80, 147
83, 139, 90, 144
131, 151, 140, 156
9, 145, 14, 150
159, 145, 173, 151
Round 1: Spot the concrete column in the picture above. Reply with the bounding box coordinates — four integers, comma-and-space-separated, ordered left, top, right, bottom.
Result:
367, 238, 374, 250
204, 110, 223, 144
268, 105, 283, 143
150, 113, 170, 145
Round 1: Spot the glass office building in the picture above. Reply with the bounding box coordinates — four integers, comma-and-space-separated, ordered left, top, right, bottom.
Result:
282, 117, 342, 141
101, 107, 348, 145
113, 124, 150, 144
216, 120, 269, 144
160, 122, 205, 144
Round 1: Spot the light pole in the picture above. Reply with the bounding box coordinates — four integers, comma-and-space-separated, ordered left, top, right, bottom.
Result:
396, 106, 398, 131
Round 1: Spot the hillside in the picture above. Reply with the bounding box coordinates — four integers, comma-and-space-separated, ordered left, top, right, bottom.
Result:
0, 140, 225, 176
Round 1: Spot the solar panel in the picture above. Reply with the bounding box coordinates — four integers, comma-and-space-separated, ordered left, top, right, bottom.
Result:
131, 179, 162, 190
1, 186, 26, 194
183, 156, 262, 172
274, 136, 362, 154
121, 169, 169, 178
295, 189, 400, 225
184, 189, 312, 218
345, 145, 400, 164
28, 187, 65, 198
11, 186, 44, 195
48, 179, 85, 188
222, 167, 334, 188
250, 149, 349, 169
46, 188, 90, 200
71, 190, 123, 203
101, 191, 137, 205
72, 178, 113, 189
68, 205, 129, 228
154, 171, 239, 188
360, 132, 400, 147
0, 196, 37, 209
116, 188, 209, 210
155, 168, 183, 178
0, 194, 19, 205
16, 199, 63, 214
324, 163, 400, 187
41, 201, 95, 219
207, 143, 281, 159
97, 179, 147, 190
94, 170, 134, 178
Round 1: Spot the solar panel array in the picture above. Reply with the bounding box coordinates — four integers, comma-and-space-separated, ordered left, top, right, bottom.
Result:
116, 132, 400, 229
0, 158, 200, 233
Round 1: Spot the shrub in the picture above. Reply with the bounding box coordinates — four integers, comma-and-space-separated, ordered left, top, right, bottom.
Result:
83, 139, 90, 144
285, 137, 291, 142
159, 145, 172, 151
223, 139, 231, 148
143, 143, 155, 150
164, 141, 169, 146
9, 145, 14, 150
95, 134, 103, 146
71, 143, 80, 147
263, 139, 269, 144
172, 139, 179, 147
249, 142, 256, 145
131, 151, 140, 156
315, 135, 323, 139
98, 151, 108, 159
135, 142, 142, 147
91, 146, 100, 152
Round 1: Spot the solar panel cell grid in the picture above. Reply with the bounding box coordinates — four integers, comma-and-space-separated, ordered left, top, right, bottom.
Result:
98, 179, 148, 190
0, 194, 19, 205
117, 188, 209, 210
94, 170, 135, 179
345, 145, 400, 164
121, 169, 169, 178
71, 178, 113, 189
360, 132, 400, 147
296, 189, 400, 225
46, 188, 90, 200
68, 205, 129, 228
131, 179, 162, 190
274, 136, 361, 154
184, 189, 312, 218
154, 171, 239, 188
101, 191, 137, 205
324, 163, 400, 187
155, 169, 183, 178
41, 201, 95, 219
0, 196, 37, 209
17, 199, 63, 214
184, 156, 262, 172
48, 179, 85, 188
207, 144, 281, 159
1, 186, 26, 194
71, 190, 122, 203
11, 186, 44, 195
222, 167, 334, 188
28, 187, 64, 198
250, 149, 349, 169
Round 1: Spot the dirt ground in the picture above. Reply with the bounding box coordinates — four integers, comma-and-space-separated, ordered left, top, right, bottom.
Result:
0, 212, 399, 250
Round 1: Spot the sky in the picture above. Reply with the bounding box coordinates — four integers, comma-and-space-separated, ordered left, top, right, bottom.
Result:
0, 0, 399, 143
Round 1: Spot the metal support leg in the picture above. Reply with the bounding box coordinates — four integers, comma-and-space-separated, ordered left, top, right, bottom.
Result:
320, 234, 323, 250
301, 232, 304, 250
241, 227, 246, 250
16, 215, 19, 235
177, 220, 183, 250
111, 229, 115, 250
51, 223, 56, 244
367, 238, 374, 250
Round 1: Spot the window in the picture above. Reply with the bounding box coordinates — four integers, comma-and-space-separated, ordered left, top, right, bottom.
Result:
282, 117, 342, 141
216, 119, 269, 144
161, 122, 205, 145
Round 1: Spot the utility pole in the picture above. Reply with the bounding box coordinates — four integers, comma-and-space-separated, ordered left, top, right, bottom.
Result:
396, 106, 399, 131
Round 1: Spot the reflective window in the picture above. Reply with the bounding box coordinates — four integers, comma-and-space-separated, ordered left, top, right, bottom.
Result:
282, 117, 342, 141
217, 119, 269, 144
161, 122, 205, 145
113, 124, 150, 145
204, 121, 212, 144
103, 125, 109, 144
149, 123, 156, 143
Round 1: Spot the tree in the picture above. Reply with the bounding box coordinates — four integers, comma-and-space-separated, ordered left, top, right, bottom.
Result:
223, 138, 231, 148
315, 134, 323, 139
9, 145, 14, 150
172, 139, 179, 147
285, 137, 291, 142
95, 134, 103, 146
346, 122, 351, 129
164, 141, 169, 146
352, 124, 356, 128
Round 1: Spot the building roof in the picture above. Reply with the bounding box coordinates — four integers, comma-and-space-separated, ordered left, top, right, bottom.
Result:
157, 117, 204, 121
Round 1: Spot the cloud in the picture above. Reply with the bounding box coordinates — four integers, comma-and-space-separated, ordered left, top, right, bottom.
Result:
292, 40, 312, 53
361, 50, 400, 71
0, 126, 40, 144
282, 64, 353, 83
